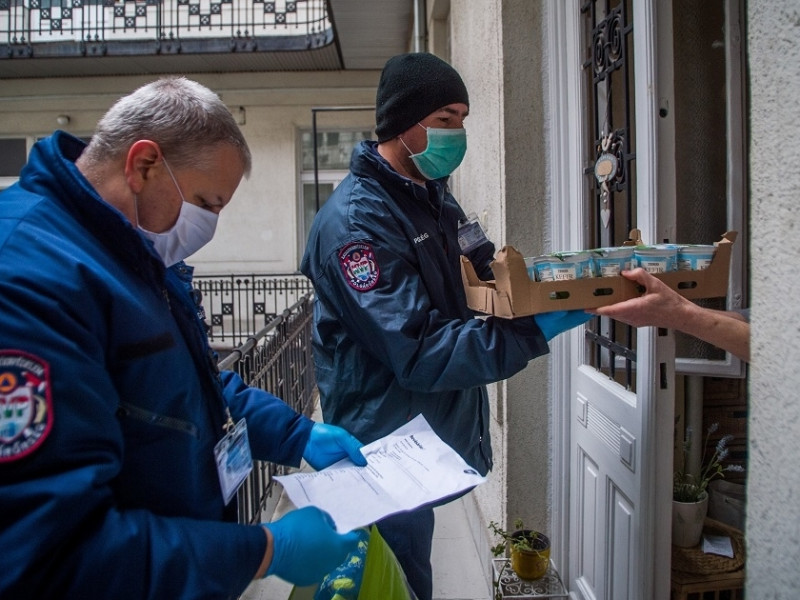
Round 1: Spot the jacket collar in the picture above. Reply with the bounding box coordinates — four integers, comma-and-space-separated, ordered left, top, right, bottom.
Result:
26, 132, 167, 286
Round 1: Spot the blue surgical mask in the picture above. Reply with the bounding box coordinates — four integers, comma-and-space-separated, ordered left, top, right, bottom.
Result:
402, 124, 467, 180
138, 158, 218, 267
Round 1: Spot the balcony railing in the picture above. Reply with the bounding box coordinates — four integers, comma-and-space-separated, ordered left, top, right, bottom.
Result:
216, 291, 317, 525
194, 272, 313, 348
1, 0, 330, 57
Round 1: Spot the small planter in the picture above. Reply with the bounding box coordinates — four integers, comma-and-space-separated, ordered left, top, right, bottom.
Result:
672, 493, 709, 548
509, 530, 551, 580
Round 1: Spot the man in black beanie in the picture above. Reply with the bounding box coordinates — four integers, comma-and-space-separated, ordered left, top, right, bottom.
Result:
302, 53, 589, 600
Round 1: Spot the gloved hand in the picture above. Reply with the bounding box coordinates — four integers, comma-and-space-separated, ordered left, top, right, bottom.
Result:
534, 310, 593, 341
264, 506, 362, 586
302, 422, 368, 470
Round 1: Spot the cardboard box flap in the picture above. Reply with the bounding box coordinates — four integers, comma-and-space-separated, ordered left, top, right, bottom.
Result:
460, 256, 516, 318
490, 246, 530, 309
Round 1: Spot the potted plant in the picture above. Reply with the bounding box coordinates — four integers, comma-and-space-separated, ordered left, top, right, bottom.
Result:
489, 518, 551, 580
672, 422, 745, 547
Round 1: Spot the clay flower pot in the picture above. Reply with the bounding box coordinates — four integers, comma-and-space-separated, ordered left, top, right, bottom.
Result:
509, 530, 551, 580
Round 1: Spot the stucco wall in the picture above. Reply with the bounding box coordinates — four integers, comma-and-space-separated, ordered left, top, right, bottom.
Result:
0, 70, 379, 274
746, 1, 800, 595
447, 0, 553, 570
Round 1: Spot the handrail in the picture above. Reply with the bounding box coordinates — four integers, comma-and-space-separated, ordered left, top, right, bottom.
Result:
216, 290, 317, 525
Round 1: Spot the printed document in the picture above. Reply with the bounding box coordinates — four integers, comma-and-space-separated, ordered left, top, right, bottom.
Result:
274, 414, 487, 533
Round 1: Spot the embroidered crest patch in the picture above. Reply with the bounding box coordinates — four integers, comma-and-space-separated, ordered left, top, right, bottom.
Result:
339, 242, 380, 291
0, 351, 53, 463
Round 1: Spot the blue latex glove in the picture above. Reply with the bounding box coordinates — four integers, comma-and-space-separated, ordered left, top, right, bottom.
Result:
264, 506, 362, 586
303, 422, 368, 470
534, 310, 593, 341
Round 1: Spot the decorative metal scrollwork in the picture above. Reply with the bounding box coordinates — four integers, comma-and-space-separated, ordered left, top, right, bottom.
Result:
592, 6, 624, 79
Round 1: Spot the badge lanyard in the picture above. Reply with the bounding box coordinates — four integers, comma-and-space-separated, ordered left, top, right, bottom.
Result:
213, 411, 253, 505
457, 213, 489, 253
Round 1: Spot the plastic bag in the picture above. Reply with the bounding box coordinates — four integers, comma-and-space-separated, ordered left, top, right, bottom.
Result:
357, 525, 417, 600
313, 525, 417, 600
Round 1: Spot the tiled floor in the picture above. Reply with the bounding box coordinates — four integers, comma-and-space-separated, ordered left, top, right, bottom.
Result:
243, 493, 492, 600
429, 496, 493, 600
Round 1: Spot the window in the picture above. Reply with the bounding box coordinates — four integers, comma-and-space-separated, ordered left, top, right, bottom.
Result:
0, 138, 28, 191
298, 128, 373, 254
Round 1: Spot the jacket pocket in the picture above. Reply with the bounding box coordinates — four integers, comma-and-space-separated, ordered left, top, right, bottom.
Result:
116, 401, 198, 438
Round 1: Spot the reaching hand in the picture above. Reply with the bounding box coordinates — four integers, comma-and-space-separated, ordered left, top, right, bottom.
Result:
302, 423, 367, 470
263, 506, 362, 586
588, 268, 685, 328
533, 310, 593, 341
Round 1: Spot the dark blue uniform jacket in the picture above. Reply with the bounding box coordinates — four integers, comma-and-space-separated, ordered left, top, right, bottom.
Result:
0, 132, 313, 599
301, 141, 549, 477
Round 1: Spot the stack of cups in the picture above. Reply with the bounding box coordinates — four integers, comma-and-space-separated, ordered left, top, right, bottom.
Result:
524, 255, 554, 282
591, 247, 635, 278
633, 244, 679, 273
549, 251, 595, 280
677, 244, 716, 270
524, 242, 715, 282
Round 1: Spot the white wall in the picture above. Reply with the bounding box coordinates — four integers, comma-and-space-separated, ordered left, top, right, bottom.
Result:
746, 1, 800, 595
0, 70, 380, 274
445, 0, 554, 572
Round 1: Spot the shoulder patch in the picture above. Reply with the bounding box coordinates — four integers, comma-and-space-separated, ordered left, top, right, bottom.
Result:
0, 351, 53, 463
338, 242, 380, 292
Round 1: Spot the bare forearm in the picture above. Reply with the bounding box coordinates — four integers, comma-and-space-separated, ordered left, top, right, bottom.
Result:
677, 303, 750, 362
590, 269, 750, 362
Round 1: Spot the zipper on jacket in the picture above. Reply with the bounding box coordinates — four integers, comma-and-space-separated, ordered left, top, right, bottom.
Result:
116, 401, 199, 438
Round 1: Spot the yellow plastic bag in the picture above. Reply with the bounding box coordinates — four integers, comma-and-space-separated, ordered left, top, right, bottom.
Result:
313, 525, 417, 600
357, 526, 417, 600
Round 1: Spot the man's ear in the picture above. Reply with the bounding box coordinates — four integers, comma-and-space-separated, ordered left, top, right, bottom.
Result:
124, 140, 162, 193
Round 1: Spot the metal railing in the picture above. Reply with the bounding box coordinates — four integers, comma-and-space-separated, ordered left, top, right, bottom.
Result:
216, 291, 317, 525
1, 0, 329, 54
194, 273, 313, 348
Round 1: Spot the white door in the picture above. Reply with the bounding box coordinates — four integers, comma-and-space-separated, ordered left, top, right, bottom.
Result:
548, 2, 674, 599
550, 1, 747, 599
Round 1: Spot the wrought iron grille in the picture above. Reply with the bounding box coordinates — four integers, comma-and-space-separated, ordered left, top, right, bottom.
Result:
581, 0, 637, 391
193, 273, 313, 348
215, 291, 317, 525
1, 0, 329, 50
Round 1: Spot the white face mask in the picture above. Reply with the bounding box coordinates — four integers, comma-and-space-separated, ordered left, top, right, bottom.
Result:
138, 158, 218, 267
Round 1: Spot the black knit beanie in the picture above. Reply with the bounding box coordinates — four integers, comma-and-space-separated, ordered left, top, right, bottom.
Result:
375, 52, 469, 142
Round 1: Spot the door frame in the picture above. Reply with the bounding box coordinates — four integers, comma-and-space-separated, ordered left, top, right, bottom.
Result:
546, 1, 672, 597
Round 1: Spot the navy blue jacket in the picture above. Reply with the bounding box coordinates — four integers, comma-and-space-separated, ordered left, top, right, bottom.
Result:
0, 132, 313, 599
301, 141, 549, 477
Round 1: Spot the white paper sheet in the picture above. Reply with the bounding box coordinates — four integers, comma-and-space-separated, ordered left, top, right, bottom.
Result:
702, 534, 735, 558
274, 414, 487, 533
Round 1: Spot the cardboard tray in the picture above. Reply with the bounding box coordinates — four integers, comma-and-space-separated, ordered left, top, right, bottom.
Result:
461, 231, 737, 318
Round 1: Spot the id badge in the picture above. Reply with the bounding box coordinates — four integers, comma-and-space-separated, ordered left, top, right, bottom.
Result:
457, 213, 489, 253
213, 418, 253, 505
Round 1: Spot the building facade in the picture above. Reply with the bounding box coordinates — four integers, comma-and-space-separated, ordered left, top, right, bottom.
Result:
2, 0, 798, 597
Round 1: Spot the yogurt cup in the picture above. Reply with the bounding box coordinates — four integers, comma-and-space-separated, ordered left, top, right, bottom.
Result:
549, 251, 595, 280
677, 244, 717, 271
633, 245, 678, 273
524, 255, 554, 282
590, 246, 635, 277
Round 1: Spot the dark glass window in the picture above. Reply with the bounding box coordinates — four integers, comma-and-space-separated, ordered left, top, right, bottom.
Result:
0, 139, 27, 177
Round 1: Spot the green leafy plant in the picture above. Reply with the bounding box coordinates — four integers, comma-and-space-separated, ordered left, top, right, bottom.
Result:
673, 422, 745, 503
488, 518, 547, 557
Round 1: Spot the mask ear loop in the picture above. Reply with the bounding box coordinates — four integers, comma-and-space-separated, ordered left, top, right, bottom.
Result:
398, 136, 414, 157
132, 194, 141, 229
161, 157, 187, 204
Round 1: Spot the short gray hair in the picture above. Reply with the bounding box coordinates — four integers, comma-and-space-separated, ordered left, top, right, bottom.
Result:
83, 77, 251, 176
